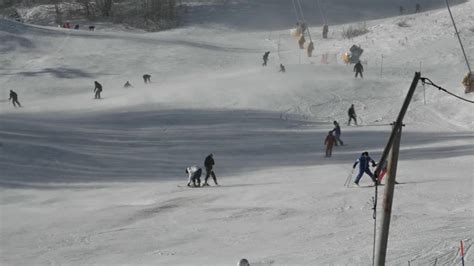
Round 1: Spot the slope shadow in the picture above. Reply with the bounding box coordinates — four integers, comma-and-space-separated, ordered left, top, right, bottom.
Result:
0, 34, 35, 52
182, 0, 467, 30
1, 67, 96, 79
0, 108, 472, 187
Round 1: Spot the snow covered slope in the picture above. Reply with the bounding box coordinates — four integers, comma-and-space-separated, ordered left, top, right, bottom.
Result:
0, 0, 473, 265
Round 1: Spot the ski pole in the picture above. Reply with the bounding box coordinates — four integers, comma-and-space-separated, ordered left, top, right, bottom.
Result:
344, 168, 354, 187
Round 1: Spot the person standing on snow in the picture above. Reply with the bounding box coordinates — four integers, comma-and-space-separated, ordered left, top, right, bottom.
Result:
352, 151, 377, 186
322, 24, 329, 39
347, 104, 357, 126
279, 64, 286, 73
9, 90, 21, 108
354, 61, 364, 78
94, 81, 103, 99
262, 51, 270, 66
123, 81, 132, 88
324, 131, 336, 157
203, 153, 218, 186
185, 165, 202, 187
331, 121, 344, 146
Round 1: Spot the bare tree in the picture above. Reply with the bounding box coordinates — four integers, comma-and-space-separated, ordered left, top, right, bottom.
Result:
95, 0, 112, 17
77, 0, 93, 18
51, 0, 62, 25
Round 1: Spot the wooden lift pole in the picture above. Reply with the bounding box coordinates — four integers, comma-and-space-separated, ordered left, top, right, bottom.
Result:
374, 72, 421, 265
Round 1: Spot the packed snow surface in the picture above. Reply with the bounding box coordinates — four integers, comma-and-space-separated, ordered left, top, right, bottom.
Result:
1, 0, 473, 265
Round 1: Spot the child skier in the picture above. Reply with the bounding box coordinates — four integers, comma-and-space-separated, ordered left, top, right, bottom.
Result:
352, 151, 377, 186
324, 131, 336, 157
347, 104, 357, 126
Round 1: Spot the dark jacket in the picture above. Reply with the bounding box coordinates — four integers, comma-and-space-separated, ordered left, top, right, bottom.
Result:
204, 155, 215, 169
332, 124, 341, 136
9, 91, 18, 100
348, 107, 356, 117
353, 155, 376, 170
94, 82, 102, 92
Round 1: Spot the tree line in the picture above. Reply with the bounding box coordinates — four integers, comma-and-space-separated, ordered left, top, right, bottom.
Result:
1, 0, 182, 31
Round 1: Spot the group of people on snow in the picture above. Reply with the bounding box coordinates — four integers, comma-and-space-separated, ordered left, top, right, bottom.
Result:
323, 103, 358, 158
186, 154, 219, 187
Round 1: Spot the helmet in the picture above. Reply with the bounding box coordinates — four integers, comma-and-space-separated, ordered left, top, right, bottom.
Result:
362, 151, 369, 156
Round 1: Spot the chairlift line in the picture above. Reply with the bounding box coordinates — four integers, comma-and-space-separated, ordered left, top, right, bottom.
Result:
445, 0, 471, 73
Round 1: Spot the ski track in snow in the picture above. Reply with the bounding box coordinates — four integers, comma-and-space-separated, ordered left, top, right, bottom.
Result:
1, 0, 473, 265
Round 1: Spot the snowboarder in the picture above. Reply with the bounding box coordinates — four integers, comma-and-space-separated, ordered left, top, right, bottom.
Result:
324, 131, 336, 157
203, 153, 218, 186
185, 165, 202, 187
94, 81, 102, 99
279, 64, 286, 73
143, 74, 151, 84
9, 90, 21, 107
415, 3, 421, 13
354, 61, 364, 78
322, 24, 329, 39
331, 121, 344, 146
262, 51, 270, 66
352, 151, 378, 186
123, 81, 132, 88
347, 104, 357, 126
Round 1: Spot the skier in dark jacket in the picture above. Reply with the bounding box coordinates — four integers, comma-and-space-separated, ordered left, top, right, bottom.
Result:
94, 81, 102, 99
9, 90, 21, 107
322, 24, 328, 39
353, 151, 377, 186
262, 51, 270, 66
354, 61, 364, 78
347, 104, 357, 126
203, 153, 218, 186
331, 121, 344, 146
123, 81, 132, 88
279, 64, 286, 73
143, 74, 151, 84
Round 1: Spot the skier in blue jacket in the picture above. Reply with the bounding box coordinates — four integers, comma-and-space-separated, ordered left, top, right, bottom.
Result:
353, 151, 377, 186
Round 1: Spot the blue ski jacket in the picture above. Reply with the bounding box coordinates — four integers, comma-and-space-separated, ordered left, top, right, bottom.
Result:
353, 155, 376, 170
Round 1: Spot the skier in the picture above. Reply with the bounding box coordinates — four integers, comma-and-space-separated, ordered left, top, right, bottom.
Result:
9, 90, 21, 107
324, 131, 336, 157
238, 258, 250, 266
89, 25, 95, 31
322, 24, 328, 39
74, 24, 80, 30
143, 74, 151, 84
203, 153, 218, 186
331, 121, 344, 146
347, 104, 357, 126
123, 81, 132, 88
352, 151, 378, 186
185, 165, 202, 187
94, 81, 102, 99
399, 6, 405, 15
415, 3, 421, 13
262, 51, 270, 66
279, 64, 286, 73
354, 61, 364, 78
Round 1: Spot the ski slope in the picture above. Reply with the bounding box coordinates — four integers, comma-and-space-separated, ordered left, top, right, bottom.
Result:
1, 0, 473, 265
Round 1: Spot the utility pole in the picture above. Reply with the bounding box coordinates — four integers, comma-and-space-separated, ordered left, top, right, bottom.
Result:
374, 72, 421, 265
376, 124, 401, 264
